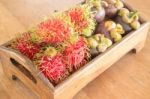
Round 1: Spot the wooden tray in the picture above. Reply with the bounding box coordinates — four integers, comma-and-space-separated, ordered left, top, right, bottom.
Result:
0, 1, 149, 99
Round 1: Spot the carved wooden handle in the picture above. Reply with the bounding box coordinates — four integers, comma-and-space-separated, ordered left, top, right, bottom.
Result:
0, 46, 37, 84
10, 57, 37, 83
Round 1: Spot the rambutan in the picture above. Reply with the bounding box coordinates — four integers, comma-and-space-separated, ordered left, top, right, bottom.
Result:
11, 33, 40, 60
66, 4, 96, 37
38, 55, 68, 85
63, 36, 90, 72
34, 46, 68, 85
35, 18, 72, 44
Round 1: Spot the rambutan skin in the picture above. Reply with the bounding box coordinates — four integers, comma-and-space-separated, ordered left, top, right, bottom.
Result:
16, 41, 40, 60
66, 4, 96, 37
38, 54, 68, 84
63, 37, 90, 72
36, 18, 72, 44
67, 7, 88, 30
12, 33, 40, 60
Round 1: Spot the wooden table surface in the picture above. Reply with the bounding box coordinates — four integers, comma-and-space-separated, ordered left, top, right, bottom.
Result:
0, 0, 150, 99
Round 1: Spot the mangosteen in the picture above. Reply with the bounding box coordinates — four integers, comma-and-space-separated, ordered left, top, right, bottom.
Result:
104, 4, 118, 18
114, 16, 132, 32
90, 48, 99, 58
95, 7, 106, 23
95, 22, 112, 40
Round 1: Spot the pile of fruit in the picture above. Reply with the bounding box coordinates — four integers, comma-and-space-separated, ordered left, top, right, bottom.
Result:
10, 0, 141, 86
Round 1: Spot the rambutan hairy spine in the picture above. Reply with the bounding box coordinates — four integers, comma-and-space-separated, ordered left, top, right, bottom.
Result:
35, 18, 72, 44
11, 33, 40, 60
38, 54, 68, 85
63, 37, 91, 72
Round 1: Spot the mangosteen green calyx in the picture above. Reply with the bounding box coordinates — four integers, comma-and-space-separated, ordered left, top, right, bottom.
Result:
104, 20, 125, 42
100, 34, 113, 47
118, 8, 141, 30
130, 20, 141, 30
97, 34, 112, 52
87, 37, 99, 49
104, 20, 116, 31
87, 34, 112, 54
110, 31, 122, 42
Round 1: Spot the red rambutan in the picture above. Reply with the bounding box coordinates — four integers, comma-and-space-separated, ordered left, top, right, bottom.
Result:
66, 4, 96, 37
32, 46, 68, 85
67, 7, 87, 30
63, 37, 90, 72
37, 53, 68, 85
12, 33, 40, 60
35, 18, 72, 44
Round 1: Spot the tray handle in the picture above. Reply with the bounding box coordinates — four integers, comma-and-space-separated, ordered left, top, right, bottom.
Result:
10, 57, 37, 83
0, 46, 37, 84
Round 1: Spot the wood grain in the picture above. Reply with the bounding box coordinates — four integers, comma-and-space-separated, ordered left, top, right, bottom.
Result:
0, 0, 150, 99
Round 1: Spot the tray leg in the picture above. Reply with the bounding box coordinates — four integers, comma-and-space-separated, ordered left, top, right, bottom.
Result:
133, 40, 146, 53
